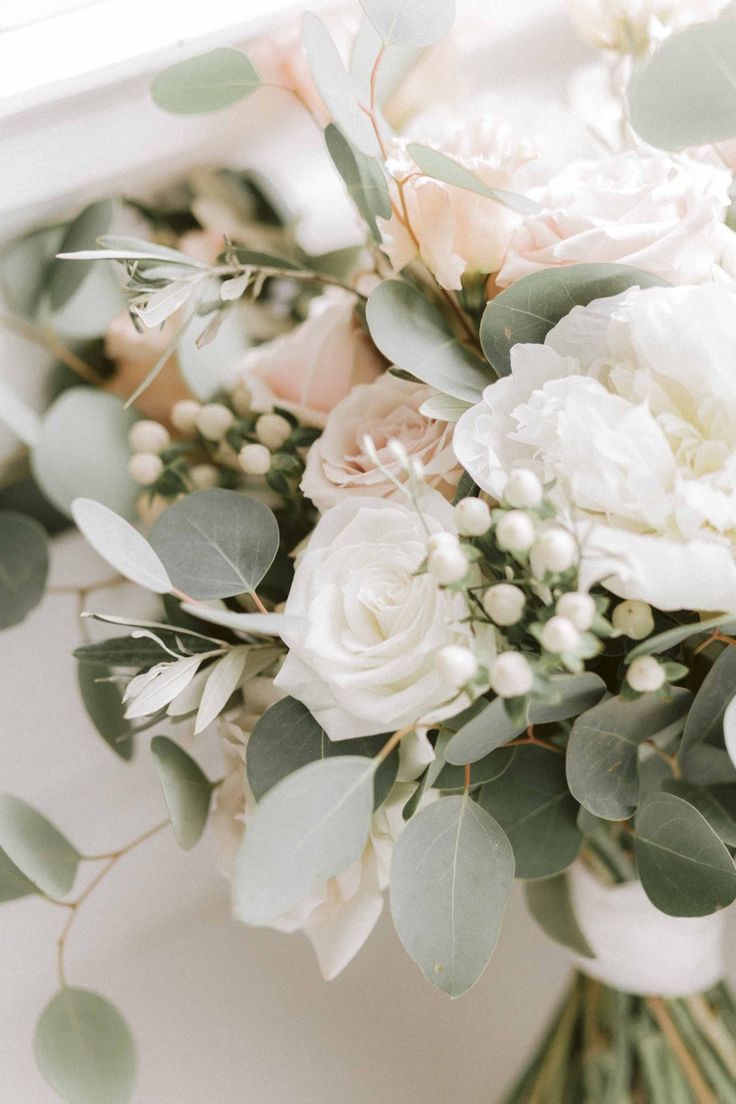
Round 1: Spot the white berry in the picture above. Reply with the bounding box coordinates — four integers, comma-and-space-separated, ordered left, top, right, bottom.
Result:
189, 463, 219, 490
540, 615, 580, 654
504, 469, 543, 509
171, 399, 202, 434
482, 583, 526, 626
556, 592, 596, 632
428, 545, 468, 585
436, 645, 478, 686
496, 510, 536, 552
612, 600, 654, 641
128, 419, 170, 454
231, 385, 251, 416
256, 413, 292, 451
530, 527, 578, 576
128, 452, 164, 486
490, 652, 534, 698
239, 443, 272, 476
455, 497, 492, 537
197, 403, 235, 441
627, 656, 666, 693
427, 531, 461, 554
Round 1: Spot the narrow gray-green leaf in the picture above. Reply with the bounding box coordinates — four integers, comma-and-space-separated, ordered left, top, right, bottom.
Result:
74, 631, 213, 668
662, 780, 736, 847
390, 795, 514, 996
479, 747, 582, 879
0, 512, 48, 629
480, 263, 667, 377
366, 280, 491, 402
325, 124, 391, 241
359, 0, 456, 46
408, 143, 539, 214
151, 48, 261, 114
77, 661, 134, 761
149, 489, 278, 599
235, 756, 375, 924
567, 690, 692, 820
34, 988, 136, 1104
635, 792, 736, 917
302, 13, 379, 156
150, 736, 212, 850
49, 200, 113, 310
194, 647, 248, 734
0, 847, 39, 904
524, 874, 594, 958
0, 795, 79, 896
72, 499, 171, 593
627, 613, 736, 661
679, 648, 736, 771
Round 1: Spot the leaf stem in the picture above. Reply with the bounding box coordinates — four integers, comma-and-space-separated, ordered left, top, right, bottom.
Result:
647, 996, 717, 1104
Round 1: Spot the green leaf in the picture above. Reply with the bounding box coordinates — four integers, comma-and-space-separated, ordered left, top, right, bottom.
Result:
194, 647, 248, 734
246, 697, 397, 807
0, 847, 39, 904
235, 756, 375, 924
443, 698, 524, 765
74, 632, 213, 668
72, 499, 171, 593
151, 48, 261, 114
325, 124, 391, 242
302, 13, 379, 156
480, 263, 667, 377
48, 200, 113, 311
679, 648, 736, 772
662, 780, 736, 847
407, 144, 539, 214
524, 874, 594, 958
0, 223, 64, 319
635, 792, 736, 917
567, 691, 692, 820
528, 673, 608, 725
629, 22, 736, 150
150, 736, 212, 850
77, 661, 134, 761
32, 389, 138, 519
149, 489, 278, 600
359, 0, 456, 46
366, 280, 491, 402
479, 747, 582, 879
0, 795, 79, 896
389, 794, 514, 996
434, 748, 512, 790
0, 512, 48, 629
34, 988, 136, 1104
627, 613, 736, 662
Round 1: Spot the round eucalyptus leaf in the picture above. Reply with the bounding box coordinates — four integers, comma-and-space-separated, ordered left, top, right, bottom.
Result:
407, 143, 538, 214
444, 697, 524, 765
48, 200, 113, 311
662, 779, 736, 847
627, 613, 736, 662
527, 672, 608, 725
151, 736, 212, 850
302, 13, 379, 157
72, 499, 171, 593
0, 224, 64, 319
0, 847, 39, 904
0, 512, 48, 629
34, 988, 136, 1104
359, 0, 456, 47
0, 795, 79, 896
149, 489, 278, 600
46, 259, 125, 341
524, 874, 594, 958
680, 647, 736, 772
325, 125, 391, 242
77, 661, 134, 761
151, 48, 261, 114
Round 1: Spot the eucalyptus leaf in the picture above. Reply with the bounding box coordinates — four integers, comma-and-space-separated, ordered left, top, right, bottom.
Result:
151, 48, 261, 114
0, 223, 63, 319
325, 124, 391, 242
72, 499, 171, 593
149, 489, 278, 600
0, 847, 39, 904
419, 394, 472, 422
302, 12, 379, 156
194, 647, 248, 734
479, 746, 582, 879
635, 792, 736, 917
179, 603, 295, 637
662, 779, 736, 847
528, 672, 608, 725
524, 874, 594, 958
679, 648, 736, 773
629, 22, 736, 150
480, 263, 666, 376
627, 613, 736, 661
390, 794, 514, 996
235, 756, 375, 924
34, 988, 136, 1104
48, 200, 113, 311
151, 736, 212, 849
359, 0, 456, 47
366, 280, 491, 402
0, 795, 79, 896
567, 690, 692, 820
77, 661, 134, 761
407, 144, 539, 214
0, 512, 48, 629
444, 697, 524, 765
434, 748, 512, 790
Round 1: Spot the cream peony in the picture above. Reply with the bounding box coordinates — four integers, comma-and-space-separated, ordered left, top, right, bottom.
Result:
377, 116, 535, 291
234, 292, 383, 428
300, 374, 460, 512
275, 493, 495, 739
566, 0, 731, 53
496, 152, 734, 288
454, 283, 736, 612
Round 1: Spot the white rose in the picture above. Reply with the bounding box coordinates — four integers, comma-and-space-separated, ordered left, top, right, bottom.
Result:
377, 116, 535, 291
566, 0, 731, 52
275, 493, 496, 738
497, 152, 733, 289
300, 374, 460, 512
454, 283, 736, 612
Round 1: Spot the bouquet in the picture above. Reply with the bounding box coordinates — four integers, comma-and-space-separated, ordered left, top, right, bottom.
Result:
4, 1, 736, 1100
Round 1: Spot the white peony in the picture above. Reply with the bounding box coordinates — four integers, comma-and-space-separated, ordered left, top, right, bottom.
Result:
566, 0, 731, 53
454, 283, 736, 612
496, 151, 733, 288
275, 493, 496, 739
300, 374, 460, 512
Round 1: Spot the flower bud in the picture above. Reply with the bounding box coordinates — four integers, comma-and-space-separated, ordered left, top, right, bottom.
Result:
231, 385, 251, 417
482, 583, 526, 626
540, 615, 580, 654
197, 403, 235, 441
627, 656, 666, 694
428, 545, 468, 585
189, 463, 219, 490
171, 399, 201, 434
490, 652, 534, 698
435, 644, 478, 686
612, 600, 654, 641
530, 527, 578, 576
496, 510, 536, 552
427, 531, 461, 554
504, 469, 543, 509
136, 493, 169, 524
556, 591, 596, 632
455, 497, 492, 537
128, 419, 170, 454
256, 413, 292, 451
239, 443, 272, 476
128, 452, 164, 486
